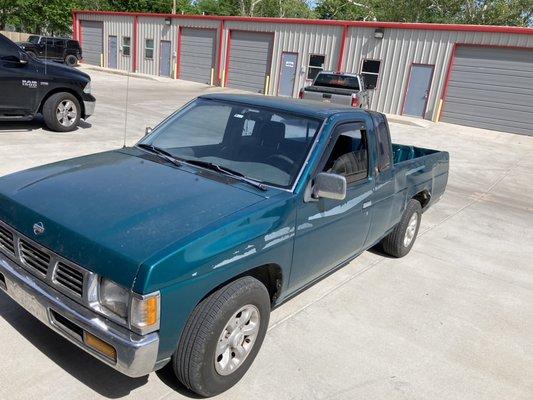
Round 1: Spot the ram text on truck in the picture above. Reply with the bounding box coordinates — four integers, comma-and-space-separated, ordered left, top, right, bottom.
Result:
0, 94, 449, 397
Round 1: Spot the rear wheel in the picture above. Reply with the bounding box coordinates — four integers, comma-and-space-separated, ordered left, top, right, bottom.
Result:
173, 276, 270, 397
381, 199, 422, 258
64, 54, 78, 67
42, 92, 81, 132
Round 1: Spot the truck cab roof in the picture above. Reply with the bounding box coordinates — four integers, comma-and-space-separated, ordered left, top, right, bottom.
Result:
199, 93, 371, 119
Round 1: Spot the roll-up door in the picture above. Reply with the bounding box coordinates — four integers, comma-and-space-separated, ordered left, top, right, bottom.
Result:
227, 31, 273, 94
179, 28, 217, 84
441, 46, 533, 136
80, 20, 103, 66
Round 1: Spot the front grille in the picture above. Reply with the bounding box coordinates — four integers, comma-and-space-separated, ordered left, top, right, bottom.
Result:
0, 225, 15, 256
0, 220, 90, 303
19, 239, 51, 276
55, 262, 84, 296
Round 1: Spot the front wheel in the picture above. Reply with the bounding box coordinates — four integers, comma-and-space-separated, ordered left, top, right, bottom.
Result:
381, 199, 422, 258
173, 276, 271, 397
64, 54, 78, 67
42, 92, 81, 132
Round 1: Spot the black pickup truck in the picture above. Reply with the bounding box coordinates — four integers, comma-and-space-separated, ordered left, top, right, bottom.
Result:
0, 33, 95, 132
17, 35, 82, 67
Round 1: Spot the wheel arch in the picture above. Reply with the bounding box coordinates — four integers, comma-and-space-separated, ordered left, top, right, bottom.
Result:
412, 189, 431, 210
38, 88, 85, 118
198, 263, 284, 309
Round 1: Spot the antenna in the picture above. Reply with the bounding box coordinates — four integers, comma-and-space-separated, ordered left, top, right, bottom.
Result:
44, 36, 47, 75
122, 72, 131, 148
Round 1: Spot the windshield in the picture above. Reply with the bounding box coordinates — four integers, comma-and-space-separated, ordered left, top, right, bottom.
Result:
28, 35, 40, 44
314, 73, 360, 90
139, 98, 322, 188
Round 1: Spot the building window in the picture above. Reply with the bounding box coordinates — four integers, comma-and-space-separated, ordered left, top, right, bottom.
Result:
122, 37, 131, 56
145, 39, 154, 59
361, 59, 381, 89
307, 54, 325, 81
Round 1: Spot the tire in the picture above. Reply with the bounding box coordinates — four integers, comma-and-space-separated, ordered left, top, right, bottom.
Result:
173, 276, 271, 397
381, 199, 422, 258
42, 92, 81, 132
64, 54, 78, 67
26, 51, 37, 59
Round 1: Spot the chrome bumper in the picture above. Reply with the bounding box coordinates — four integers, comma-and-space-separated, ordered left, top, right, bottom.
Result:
83, 100, 95, 117
0, 251, 159, 377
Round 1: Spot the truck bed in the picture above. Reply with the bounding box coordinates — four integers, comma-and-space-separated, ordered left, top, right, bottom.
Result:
391, 143, 449, 213
392, 143, 441, 164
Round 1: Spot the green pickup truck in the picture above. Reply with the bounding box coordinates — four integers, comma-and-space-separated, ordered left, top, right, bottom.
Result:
0, 94, 448, 397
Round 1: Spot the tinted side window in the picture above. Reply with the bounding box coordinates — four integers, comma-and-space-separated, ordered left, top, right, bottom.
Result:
324, 123, 368, 184
0, 34, 21, 58
374, 114, 392, 171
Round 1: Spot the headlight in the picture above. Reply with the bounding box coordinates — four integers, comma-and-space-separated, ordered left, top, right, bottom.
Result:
130, 292, 161, 334
99, 278, 129, 318
83, 81, 91, 94
97, 277, 160, 335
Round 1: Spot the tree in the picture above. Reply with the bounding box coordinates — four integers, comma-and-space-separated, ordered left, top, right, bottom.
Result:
255, 0, 315, 18
0, 0, 19, 30
452, 0, 533, 26
315, 0, 533, 26
196, 0, 241, 16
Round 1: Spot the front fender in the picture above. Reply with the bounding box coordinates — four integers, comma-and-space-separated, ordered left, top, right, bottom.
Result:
137, 194, 297, 360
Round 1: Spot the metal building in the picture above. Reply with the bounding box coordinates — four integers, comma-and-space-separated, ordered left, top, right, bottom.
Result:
72, 11, 533, 135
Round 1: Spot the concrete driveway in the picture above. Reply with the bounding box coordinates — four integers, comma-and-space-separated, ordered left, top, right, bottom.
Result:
0, 69, 532, 400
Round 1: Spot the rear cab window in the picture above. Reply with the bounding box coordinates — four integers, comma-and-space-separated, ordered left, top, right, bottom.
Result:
373, 113, 392, 172
314, 73, 360, 91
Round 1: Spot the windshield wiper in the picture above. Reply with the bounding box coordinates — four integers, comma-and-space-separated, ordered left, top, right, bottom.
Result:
182, 159, 267, 191
136, 143, 182, 167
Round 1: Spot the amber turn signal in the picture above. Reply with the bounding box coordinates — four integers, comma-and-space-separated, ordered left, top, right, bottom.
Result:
84, 332, 117, 361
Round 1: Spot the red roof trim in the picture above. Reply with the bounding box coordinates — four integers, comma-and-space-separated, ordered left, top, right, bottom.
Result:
73, 10, 533, 35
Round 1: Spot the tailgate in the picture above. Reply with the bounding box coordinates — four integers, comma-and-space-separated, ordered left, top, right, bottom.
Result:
303, 89, 352, 106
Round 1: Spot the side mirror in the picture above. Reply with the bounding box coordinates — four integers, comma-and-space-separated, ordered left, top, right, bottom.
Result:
312, 172, 347, 201
18, 51, 28, 65
1, 52, 28, 65
145, 127, 153, 136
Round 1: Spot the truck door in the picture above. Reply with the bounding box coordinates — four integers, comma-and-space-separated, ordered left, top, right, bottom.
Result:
290, 122, 374, 289
0, 37, 41, 114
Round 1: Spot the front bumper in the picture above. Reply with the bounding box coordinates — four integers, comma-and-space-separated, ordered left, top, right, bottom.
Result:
83, 100, 96, 118
0, 251, 159, 377
82, 93, 96, 118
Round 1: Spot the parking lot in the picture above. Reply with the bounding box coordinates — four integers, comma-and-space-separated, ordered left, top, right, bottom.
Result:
0, 68, 532, 400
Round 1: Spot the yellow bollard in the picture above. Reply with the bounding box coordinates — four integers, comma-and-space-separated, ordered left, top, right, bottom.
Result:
264, 75, 270, 95
435, 99, 443, 122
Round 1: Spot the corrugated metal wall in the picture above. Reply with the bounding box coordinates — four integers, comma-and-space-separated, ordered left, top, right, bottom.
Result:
76, 13, 533, 121
79, 14, 133, 71
223, 21, 343, 97
343, 28, 533, 119
137, 17, 218, 76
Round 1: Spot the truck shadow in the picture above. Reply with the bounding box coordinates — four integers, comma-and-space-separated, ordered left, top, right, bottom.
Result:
0, 293, 146, 398
0, 116, 92, 133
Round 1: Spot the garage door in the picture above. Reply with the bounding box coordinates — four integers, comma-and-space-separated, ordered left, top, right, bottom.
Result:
227, 31, 273, 94
80, 20, 103, 66
441, 46, 533, 136
179, 28, 217, 84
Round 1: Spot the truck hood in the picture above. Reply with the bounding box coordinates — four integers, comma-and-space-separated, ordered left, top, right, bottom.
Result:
0, 150, 266, 288
38, 60, 91, 82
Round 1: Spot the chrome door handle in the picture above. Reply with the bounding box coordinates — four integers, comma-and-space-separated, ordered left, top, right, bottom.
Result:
363, 201, 372, 209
